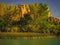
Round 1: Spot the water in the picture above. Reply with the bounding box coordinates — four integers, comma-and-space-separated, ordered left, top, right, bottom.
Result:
0, 38, 60, 45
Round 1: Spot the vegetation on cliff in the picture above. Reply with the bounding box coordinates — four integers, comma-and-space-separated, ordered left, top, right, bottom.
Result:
0, 3, 60, 36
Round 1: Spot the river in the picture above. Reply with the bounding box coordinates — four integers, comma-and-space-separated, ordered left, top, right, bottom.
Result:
0, 38, 60, 45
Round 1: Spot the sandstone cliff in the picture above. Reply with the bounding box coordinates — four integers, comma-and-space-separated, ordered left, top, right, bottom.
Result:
11, 4, 30, 21
10, 4, 60, 25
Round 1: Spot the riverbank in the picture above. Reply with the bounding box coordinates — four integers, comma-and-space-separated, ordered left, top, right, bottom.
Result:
0, 32, 58, 39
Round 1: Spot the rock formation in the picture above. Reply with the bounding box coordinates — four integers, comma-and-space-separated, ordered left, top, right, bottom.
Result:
11, 4, 30, 21
10, 4, 60, 25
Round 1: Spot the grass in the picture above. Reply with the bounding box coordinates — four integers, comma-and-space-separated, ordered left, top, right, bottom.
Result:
0, 32, 56, 39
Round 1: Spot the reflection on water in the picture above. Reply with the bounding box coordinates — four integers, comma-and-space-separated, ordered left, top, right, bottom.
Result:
0, 38, 60, 45
11, 42, 19, 45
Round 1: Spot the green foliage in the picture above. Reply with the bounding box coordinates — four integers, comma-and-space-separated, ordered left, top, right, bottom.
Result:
18, 14, 32, 32
0, 3, 60, 36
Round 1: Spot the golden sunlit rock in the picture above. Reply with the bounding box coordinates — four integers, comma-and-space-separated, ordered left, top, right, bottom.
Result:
11, 4, 30, 21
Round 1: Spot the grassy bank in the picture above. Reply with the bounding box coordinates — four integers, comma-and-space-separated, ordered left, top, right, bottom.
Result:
0, 32, 57, 39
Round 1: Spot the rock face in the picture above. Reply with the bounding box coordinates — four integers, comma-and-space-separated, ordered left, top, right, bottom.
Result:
18, 4, 30, 17
11, 4, 60, 24
0, 3, 6, 16
47, 7, 60, 25
48, 16, 60, 25
11, 4, 30, 21
47, 7, 52, 18
47, 9, 60, 25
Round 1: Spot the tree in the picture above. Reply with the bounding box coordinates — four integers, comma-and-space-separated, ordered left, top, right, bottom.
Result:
0, 3, 7, 16
13, 14, 32, 32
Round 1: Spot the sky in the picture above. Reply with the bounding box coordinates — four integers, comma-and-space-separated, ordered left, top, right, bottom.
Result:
0, 0, 60, 19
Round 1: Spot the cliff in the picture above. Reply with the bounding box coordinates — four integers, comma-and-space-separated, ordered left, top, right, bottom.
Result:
47, 7, 60, 25
11, 4, 60, 25
11, 4, 30, 21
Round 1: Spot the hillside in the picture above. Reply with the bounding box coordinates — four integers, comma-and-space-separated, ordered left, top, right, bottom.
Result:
0, 3, 60, 36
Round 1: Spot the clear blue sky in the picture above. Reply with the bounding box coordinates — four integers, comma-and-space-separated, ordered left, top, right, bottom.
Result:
0, 0, 60, 19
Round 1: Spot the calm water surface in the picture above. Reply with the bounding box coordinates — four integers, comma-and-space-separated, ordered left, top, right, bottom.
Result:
0, 38, 60, 45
